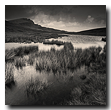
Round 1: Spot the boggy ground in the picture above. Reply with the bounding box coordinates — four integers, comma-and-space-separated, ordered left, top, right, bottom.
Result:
5, 42, 106, 105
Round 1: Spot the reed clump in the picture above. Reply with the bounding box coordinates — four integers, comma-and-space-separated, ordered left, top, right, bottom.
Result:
25, 78, 48, 98
67, 72, 106, 105
28, 43, 104, 76
5, 63, 14, 84
5, 45, 38, 62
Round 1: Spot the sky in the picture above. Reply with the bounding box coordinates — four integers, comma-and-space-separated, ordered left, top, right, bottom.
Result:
5, 5, 106, 32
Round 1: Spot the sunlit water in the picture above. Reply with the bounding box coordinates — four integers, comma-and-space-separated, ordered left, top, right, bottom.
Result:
5, 42, 64, 51
5, 35, 106, 51
48, 35, 106, 49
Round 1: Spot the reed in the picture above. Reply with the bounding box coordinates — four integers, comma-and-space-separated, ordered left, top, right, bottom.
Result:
25, 43, 105, 76
14, 57, 26, 69
25, 78, 48, 98
66, 72, 106, 105
43, 40, 65, 46
5, 63, 14, 85
5, 45, 38, 62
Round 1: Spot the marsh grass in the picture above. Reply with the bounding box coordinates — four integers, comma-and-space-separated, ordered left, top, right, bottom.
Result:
5, 63, 14, 85
25, 78, 49, 99
27, 43, 104, 75
14, 57, 26, 69
67, 72, 106, 105
6, 42, 104, 74
5, 42, 106, 105
5, 45, 38, 62
14, 46, 38, 57
43, 40, 65, 46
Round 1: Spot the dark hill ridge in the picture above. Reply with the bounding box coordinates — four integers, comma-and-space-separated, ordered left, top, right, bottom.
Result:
76, 28, 106, 36
6, 18, 67, 33
6, 18, 106, 35
5, 18, 106, 43
9, 18, 34, 25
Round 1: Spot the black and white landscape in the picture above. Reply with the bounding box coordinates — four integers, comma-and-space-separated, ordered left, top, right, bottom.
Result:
5, 5, 106, 105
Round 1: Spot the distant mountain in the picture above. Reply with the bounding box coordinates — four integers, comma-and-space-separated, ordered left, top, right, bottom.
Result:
75, 28, 106, 36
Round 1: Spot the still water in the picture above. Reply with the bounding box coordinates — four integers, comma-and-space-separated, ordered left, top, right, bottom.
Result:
5, 65, 86, 105
48, 35, 106, 49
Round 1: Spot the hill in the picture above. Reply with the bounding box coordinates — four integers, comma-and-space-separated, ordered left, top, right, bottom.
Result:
5, 18, 68, 43
5, 18, 106, 43
75, 28, 106, 36
6, 18, 67, 33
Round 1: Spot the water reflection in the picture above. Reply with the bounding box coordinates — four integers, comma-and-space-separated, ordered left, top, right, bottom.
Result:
5, 42, 64, 51
48, 35, 106, 49
5, 65, 86, 105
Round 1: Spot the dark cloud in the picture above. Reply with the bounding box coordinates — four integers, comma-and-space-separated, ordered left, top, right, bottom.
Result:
5, 5, 106, 32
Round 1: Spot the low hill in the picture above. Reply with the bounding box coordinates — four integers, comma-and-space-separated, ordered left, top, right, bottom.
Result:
75, 28, 106, 36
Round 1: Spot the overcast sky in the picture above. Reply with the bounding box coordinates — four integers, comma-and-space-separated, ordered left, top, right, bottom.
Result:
5, 5, 106, 32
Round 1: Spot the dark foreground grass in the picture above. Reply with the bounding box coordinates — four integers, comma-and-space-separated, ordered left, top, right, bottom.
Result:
66, 73, 106, 105
25, 78, 49, 99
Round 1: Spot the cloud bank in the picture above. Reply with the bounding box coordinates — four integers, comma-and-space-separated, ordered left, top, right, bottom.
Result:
5, 5, 106, 32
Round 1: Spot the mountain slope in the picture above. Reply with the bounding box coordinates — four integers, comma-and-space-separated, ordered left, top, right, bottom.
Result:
6, 18, 67, 33
5, 18, 68, 43
5, 18, 106, 43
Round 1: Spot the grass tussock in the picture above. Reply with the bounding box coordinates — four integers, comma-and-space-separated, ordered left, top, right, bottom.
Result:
27, 43, 103, 75
5, 63, 14, 84
25, 78, 49, 98
43, 40, 65, 46
67, 73, 106, 105
14, 57, 26, 69
5, 45, 38, 62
